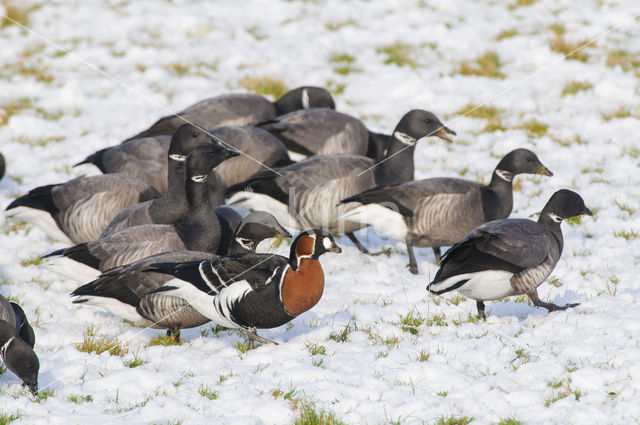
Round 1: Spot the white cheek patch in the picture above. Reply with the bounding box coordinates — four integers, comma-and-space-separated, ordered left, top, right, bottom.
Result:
191, 175, 208, 183
548, 213, 562, 223
302, 88, 310, 109
322, 237, 332, 250
393, 131, 416, 145
169, 154, 187, 162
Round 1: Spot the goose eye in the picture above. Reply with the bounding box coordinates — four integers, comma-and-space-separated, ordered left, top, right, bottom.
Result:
526, 157, 532, 162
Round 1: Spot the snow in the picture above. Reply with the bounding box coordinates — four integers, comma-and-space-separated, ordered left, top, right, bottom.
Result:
1, 0, 639, 423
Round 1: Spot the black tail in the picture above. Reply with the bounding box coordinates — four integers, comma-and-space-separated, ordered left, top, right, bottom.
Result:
225, 171, 288, 204
74, 148, 108, 172
43, 243, 101, 270
5, 184, 59, 215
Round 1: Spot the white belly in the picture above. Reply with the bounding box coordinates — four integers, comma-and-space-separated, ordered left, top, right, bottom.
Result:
431, 270, 516, 301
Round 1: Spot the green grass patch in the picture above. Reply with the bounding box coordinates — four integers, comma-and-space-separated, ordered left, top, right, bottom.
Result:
329, 52, 358, 75
329, 323, 352, 342
606, 50, 640, 72
199, 385, 219, 400
418, 349, 430, 362
549, 37, 593, 62
68, 394, 93, 404
508, 0, 536, 9
147, 333, 182, 347
459, 51, 504, 79
33, 389, 54, 403
306, 342, 326, 356
613, 229, 639, 240
434, 416, 473, 425
1, 1, 41, 28
614, 199, 633, 215
426, 313, 448, 327
519, 119, 548, 138
238, 76, 289, 99
455, 103, 504, 132
326, 80, 345, 95
548, 23, 566, 36
495, 29, 519, 41
0, 98, 33, 126
19, 256, 42, 267
292, 400, 346, 425
399, 310, 425, 335
324, 19, 356, 31
377, 42, 418, 69
0, 412, 21, 425
497, 418, 523, 425
76, 333, 128, 357
561, 80, 593, 96
602, 107, 632, 121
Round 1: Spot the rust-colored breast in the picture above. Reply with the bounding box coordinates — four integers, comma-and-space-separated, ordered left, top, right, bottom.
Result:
281, 258, 325, 316
295, 235, 315, 257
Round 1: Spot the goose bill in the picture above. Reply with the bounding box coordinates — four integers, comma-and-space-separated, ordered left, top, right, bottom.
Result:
434, 126, 456, 143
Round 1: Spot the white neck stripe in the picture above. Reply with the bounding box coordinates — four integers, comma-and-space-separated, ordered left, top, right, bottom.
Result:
191, 175, 208, 183
393, 131, 417, 146
301, 89, 310, 109
169, 154, 187, 162
495, 169, 513, 182
548, 213, 562, 223
1, 337, 15, 359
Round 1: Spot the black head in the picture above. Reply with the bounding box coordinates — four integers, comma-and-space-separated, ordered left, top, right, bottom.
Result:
289, 229, 341, 267
541, 189, 592, 223
0, 325, 39, 395
234, 211, 292, 251
186, 142, 240, 180
496, 148, 553, 177
274, 86, 336, 115
393, 109, 456, 144
168, 124, 217, 160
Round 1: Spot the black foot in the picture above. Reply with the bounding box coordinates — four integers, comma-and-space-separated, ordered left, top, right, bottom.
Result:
166, 329, 181, 340
406, 261, 418, 275
476, 300, 486, 321
346, 232, 370, 254
247, 328, 278, 350
433, 247, 442, 265
527, 290, 580, 313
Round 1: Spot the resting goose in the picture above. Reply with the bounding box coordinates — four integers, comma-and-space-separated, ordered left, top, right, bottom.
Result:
147, 229, 341, 348
76, 126, 293, 199
5, 174, 160, 244
428, 189, 592, 319
43, 143, 239, 282
0, 295, 38, 395
226, 109, 455, 253
257, 108, 391, 160
124, 86, 335, 141
100, 123, 227, 237
71, 211, 291, 337
340, 148, 552, 273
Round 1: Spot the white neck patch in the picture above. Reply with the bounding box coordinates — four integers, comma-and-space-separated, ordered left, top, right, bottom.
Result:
191, 174, 208, 183
393, 131, 417, 146
169, 154, 187, 162
301, 88, 310, 109
495, 169, 513, 182
1, 336, 14, 359
548, 213, 563, 223
235, 237, 255, 251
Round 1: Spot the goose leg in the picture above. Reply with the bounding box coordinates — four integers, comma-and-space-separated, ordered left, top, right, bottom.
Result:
246, 328, 278, 350
526, 290, 580, 312
406, 239, 419, 275
476, 300, 486, 320
432, 247, 442, 265
346, 232, 391, 256
165, 329, 181, 342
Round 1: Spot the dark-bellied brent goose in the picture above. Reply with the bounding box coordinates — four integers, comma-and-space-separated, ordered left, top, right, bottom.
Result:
226, 110, 455, 254
0, 294, 38, 395
427, 189, 592, 319
146, 229, 341, 348
71, 211, 291, 338
124, 86, 335, 141
43, 142, 239, 282
340, 148, 552, 273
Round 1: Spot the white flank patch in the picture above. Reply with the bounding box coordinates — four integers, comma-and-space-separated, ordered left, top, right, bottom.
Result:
5, 206, 74, 244
74, 295, 143, 323
430, 270, 515, 301
227, 192, 301, 230
41, 257, 100, 282
338, 204, 408, 242
287, 150, 308, 162
301, 88, 310, 109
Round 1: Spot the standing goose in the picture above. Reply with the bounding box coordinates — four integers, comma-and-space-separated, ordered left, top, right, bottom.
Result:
5, 174, 160, 244
146, 229, 342, 348
76, 126, 293, 196
226, 110, 455, 253
427, 189, 592, 319
124, 86, 335, 142
43, 143, 239, 282
0, 295, 38, 395
340, 148, 553, 273
71, 211, 291, 337
257, 108, 391, 160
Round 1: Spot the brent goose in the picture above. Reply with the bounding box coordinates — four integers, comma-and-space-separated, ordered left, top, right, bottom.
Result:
226, 110, 455, 253
76, 126, 293, 196
257, 108, 391, 160
124, 86, 335, 141
71, 211, 291, 337
43, 143, 239, 282
5, 174, 160, 244
99, 124, 228, 237
428, 189, 592, 319
0, 295, 38, 394
340, 148, 552, 273
147, 229, 341, 348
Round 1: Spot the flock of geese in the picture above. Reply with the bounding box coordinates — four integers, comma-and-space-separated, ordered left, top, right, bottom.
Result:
1, 86, 592, 395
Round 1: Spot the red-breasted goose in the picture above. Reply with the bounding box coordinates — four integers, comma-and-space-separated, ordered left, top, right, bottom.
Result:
428, 190, 592, 319
124, 86, 335, 142
340, 148, 552, 273
0, 295, 38, 395
71, 211, 291, 337
146, 229, 341, 348
226, 110, 455, 254
43, 143, 239, 282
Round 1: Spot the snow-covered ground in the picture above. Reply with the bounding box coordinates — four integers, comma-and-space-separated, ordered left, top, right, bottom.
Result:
1, 0, 639, 423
